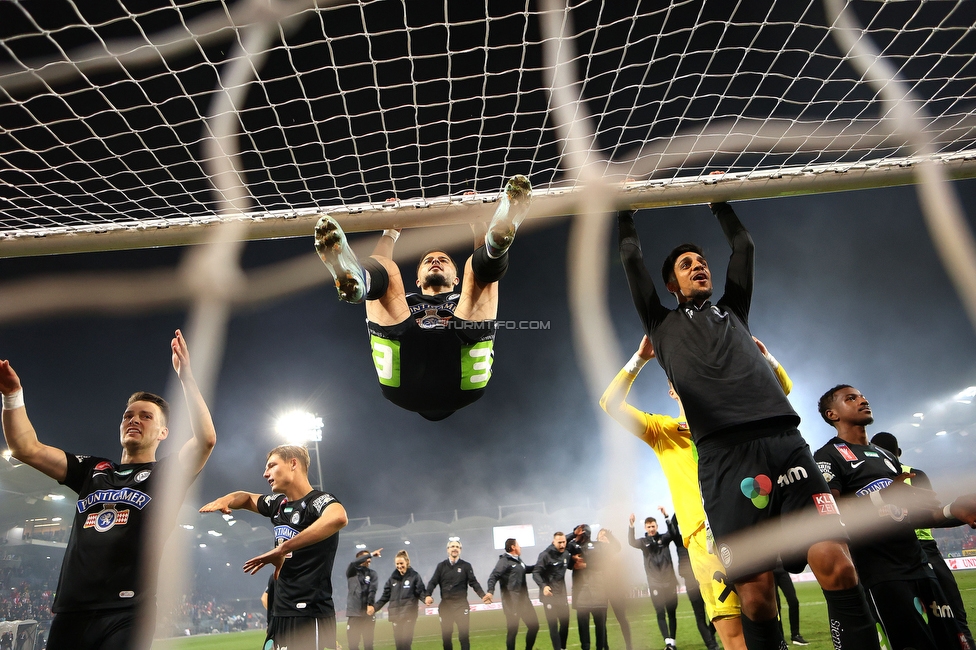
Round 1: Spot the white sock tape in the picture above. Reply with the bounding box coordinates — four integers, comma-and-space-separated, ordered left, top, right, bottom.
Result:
2, 389, 24, 411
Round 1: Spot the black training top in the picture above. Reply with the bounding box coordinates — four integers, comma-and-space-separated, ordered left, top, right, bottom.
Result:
627, 525, 676, 586
257, 490, 342, 618
54, 454, 173, 613
618, 204, 799, 441
426, 558, 486, 603
532, 544, 570, 598
813, 438, 931, 588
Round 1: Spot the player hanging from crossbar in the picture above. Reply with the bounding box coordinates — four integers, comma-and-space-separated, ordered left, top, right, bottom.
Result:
313, 175, 532, 421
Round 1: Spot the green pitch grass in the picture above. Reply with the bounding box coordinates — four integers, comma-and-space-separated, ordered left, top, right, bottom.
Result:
154, 570, 976, 650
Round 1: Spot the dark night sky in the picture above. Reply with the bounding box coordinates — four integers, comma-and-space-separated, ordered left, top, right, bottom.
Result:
2, 180, 975, 526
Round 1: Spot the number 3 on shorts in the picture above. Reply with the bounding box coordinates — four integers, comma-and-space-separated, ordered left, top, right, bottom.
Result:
461, 340, 494, 390
370, 335, 400, 387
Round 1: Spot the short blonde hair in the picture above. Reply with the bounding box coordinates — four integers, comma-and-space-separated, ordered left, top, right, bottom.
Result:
267, 445, 310, 473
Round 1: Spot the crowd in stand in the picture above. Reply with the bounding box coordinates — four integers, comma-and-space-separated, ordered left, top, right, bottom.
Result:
934, 527, 976, 557
159, 594, 266, 637
0, 566, 55, 627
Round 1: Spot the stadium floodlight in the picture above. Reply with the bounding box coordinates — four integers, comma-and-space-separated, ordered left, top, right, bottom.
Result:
275, 409, 325, 491
1, 450, 11, 461
46, 494, 65, 501
355, 544, 367, 549
954, 387, 976, 404
275, 410, 324, 444
208, 530, 223, 537
936, 430, 948, 437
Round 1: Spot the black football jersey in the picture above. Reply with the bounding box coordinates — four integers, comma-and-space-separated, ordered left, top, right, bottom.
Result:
54, 453, 171, 612
813, 438, 931, 588
257, 490, 342, 617
406, 291, 460, 329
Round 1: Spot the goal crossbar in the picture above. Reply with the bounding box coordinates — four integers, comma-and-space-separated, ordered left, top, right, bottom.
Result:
3, 151, 975, 259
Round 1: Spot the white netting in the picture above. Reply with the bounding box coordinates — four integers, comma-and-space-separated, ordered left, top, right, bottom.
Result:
2, 0, 976, 255
2, 1, 976, 641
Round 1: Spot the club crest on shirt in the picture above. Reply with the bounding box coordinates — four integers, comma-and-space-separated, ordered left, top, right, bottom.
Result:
134, 469, 151, 482
417, 308, 451, 329
84, 505, 130, 532
291, 512, 301, 525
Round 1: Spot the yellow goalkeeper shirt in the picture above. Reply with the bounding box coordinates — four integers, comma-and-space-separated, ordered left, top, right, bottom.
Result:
600, 362, 792, 547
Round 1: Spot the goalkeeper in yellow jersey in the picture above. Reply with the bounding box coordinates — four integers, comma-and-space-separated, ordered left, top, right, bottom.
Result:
600, 335, 792, 650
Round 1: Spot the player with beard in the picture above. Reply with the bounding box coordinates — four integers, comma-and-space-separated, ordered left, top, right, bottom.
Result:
424, 539, 491, 650
533, 532, 571, 650
814, 386, 976, 650
313, 175, 532, 420
0, 331, 217, 650
617, 202, 879, 650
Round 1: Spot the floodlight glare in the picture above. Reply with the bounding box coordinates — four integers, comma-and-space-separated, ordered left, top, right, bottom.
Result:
1, 450, 11, 460
954, 386, 976, 404
275, 410, 324, 444
935, 430, 948, 436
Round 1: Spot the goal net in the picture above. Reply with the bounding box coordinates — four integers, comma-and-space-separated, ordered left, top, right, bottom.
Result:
3, 1, 976, 642
2, 0, 976, 257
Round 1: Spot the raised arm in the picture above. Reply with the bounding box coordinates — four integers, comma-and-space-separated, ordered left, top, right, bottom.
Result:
618, 210, 671, 334
199, 490, 262, 515
172, 330, 217, 476
712, 202, 755, 323
243, 502, 349, 579
627, 514, 642, 549
600, 336, 655, 439
0, 360, 67, 482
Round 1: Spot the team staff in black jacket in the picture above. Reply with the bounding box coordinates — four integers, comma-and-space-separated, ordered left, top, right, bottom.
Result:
425, 539, 491, 650
374, 550, 427, 650
568, 524, 607, 650
487, 538, 540, 650
346, 548, 381, 650
628, 512, 678, 649
533, 532, 571, 650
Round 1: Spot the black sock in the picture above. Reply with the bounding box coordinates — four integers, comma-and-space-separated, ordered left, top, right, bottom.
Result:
740, 613, 787, 650
822, 585, 881, 650
471, 245, 508, 283
362, 257, 389, 300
